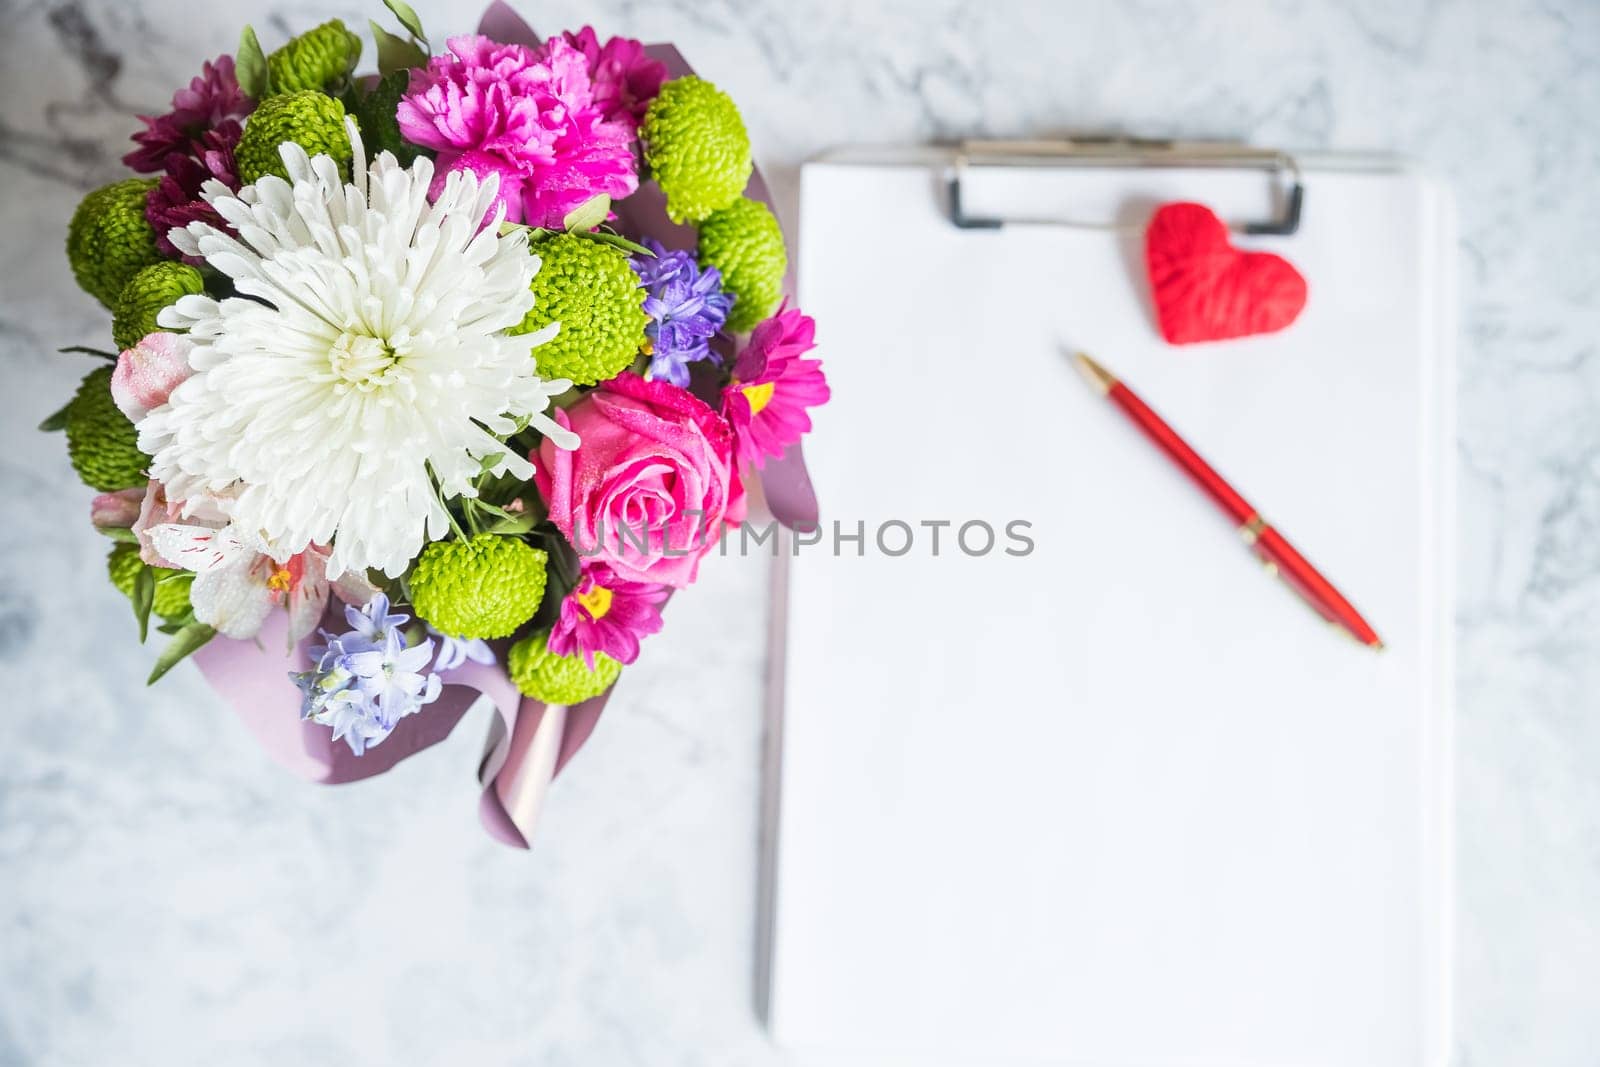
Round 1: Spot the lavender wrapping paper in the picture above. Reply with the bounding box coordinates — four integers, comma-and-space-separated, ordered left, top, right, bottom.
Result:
188, 1, 817, 849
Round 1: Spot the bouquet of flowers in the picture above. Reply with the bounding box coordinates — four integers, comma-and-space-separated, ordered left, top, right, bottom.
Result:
45, 1, 827, 845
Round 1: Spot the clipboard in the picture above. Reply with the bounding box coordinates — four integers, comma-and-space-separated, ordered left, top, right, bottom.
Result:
758, 140, 1455, 1067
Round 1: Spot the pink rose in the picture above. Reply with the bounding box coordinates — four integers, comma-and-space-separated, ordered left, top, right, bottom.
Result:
535, 373, 745, 588
112, 332, 193, 422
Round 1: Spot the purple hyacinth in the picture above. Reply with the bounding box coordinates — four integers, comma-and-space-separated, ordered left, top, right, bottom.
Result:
632, 238, 736, 387
428, 626, 496, 672
291, 594, 442, 756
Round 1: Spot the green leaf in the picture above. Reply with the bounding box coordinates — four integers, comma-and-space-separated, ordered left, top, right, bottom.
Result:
382, 0, 429, 45
578, 229, 655, 258
38, 399, 73, 432
477, 452, 506, 475
147, 623, 217, 685
371, 20, 428, 77
155, 605, 198, 634
57, 345, 117, 360
348, 70, 421, 165
563, 194, 611, 233
486, 512, 538, 536
467, 499, 517, 522
237, 25, 270, 99
98, 527, 138, 544
132, 567, 156, 643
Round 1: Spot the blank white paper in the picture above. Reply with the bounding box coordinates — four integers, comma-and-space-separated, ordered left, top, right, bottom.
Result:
768, 155, 1454, 1067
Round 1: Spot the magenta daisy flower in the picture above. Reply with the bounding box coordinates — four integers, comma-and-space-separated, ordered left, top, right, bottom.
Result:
396, 34, 639, 228
558, 27, 668, 128
722, 304, 831, 469
124, 54, 253, 174
547, 563, 669, 669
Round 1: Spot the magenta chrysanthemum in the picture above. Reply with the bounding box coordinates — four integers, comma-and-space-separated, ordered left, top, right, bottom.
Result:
722, 303, 831, 469
559, 27, 668, 128
547, 562, 669, 669
124, 55, 254, 174
144, 121, 242, 260
397, 34, 639, 228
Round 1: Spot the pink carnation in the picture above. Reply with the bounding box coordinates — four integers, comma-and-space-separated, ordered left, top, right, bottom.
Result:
547, 562, 669, 669
722, 304, 831, 469
559, 27, 667, 127
397, 35, 639, 228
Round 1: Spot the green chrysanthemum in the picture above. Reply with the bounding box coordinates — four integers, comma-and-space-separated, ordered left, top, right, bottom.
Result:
66, 367, 147, 492
152, 571, 194, 620
106, 544, 194, 620
697, 197, 787, 332
507, 631, 621, 704
107, 543, 145, 599
235, 90, 352, 185
641, 76, 752, 224
510, 234, 647, 386
408, 534, 549, 640
111, 262, 204, 350
66, 178, 163, 309
267, 19, 361, 94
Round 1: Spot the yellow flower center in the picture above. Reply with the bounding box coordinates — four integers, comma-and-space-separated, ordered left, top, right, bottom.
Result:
576, 583, 613, 621
742, 381, 775, 416
266, 566, 293, 594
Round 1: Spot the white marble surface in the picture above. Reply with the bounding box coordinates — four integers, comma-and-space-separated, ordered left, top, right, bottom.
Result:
0, 0, 1596, 1063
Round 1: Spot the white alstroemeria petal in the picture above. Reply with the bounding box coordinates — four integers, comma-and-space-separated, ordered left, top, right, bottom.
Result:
148, 522, 252, 575
190, 562, 276, 639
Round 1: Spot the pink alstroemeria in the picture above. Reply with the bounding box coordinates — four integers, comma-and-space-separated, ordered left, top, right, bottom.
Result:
131, 480, 195, 567
148, 522, 375, 644
113, 333, 194, 423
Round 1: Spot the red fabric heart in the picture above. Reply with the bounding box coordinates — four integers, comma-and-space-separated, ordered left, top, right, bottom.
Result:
1144, 202, 1307, 345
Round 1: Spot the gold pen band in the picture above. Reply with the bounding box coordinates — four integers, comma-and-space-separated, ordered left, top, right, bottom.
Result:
1239, 513, 1269, 544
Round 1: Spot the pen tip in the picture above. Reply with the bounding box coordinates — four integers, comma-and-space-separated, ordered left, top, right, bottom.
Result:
1073, 352, 1116, 395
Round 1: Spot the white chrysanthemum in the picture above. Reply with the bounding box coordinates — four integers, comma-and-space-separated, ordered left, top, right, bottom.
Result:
142, 120, 576, 579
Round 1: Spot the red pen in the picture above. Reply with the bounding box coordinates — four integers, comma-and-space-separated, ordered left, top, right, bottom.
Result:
1073, 352, 1384, 651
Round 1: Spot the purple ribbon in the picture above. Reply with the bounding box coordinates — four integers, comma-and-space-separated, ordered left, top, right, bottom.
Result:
191, 609, 611, 848
185, 3, 819, 850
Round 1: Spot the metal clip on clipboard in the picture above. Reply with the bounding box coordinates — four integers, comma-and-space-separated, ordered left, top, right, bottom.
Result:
945, 137, 1305, 236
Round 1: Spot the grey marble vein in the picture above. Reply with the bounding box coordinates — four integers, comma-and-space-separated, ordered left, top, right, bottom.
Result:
1, 0, 1598, 1063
